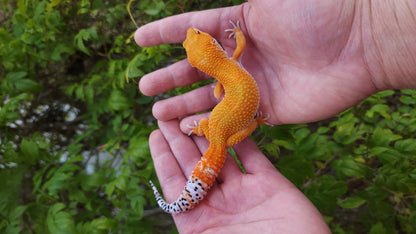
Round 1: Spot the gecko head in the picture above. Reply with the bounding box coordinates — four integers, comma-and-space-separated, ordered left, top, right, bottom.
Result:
183, 28, 210, 50
183, 28, 226, 68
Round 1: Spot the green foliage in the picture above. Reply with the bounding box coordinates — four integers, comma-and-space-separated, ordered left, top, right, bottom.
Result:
0, 0, 245, 233
2, 0, 415, 233
263, 90, 416, 233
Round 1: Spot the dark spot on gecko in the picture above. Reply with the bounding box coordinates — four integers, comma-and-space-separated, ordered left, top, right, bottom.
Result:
217, 40, 224, 49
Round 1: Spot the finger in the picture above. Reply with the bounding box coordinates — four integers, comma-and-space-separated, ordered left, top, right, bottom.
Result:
139, 59, 210, 96
149, 129, 185, 201
152, 84, 219, 121
134, 6, 242, 47
150, 120, 201, 201
157, 120, 202, 175
232, 137, 276, 174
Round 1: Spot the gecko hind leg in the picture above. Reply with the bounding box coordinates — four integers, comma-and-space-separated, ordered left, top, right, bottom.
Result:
226, 115, 266, 147
225, 20, 246, 61
188, 118, 210, 141
214, 82, 224, 99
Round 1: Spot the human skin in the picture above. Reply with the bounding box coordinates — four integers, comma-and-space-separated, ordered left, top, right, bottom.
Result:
135, 1, 416, 233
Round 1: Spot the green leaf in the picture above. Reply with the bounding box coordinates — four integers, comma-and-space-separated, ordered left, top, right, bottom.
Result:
276, 154, 315, 187
368, 199, 395, 220
50, 0, 63, 7
0, 93, 31, 126
67, 142, 82, 155
130, 196, 146, 216
6, 71, 27, 81
51, 43, 74, 61
90, 217, 117, 230
401, 89, 416, 95
316, 126, 330, 134
114, 175, 127, 191
333, 122, 361, 145
15, 78, 42, 92
136, 95, 152, 105
369, 127, 402, 147
7, 205, 27, 233
377, 148, 402, 164
395, 139, 416, 152
20, 138, 39, 164
400, 95, 416, 104
108, 89, 132, 111
371, 104, 390, 113
85, 86, 94, 104
126, 53, 145, 79
6, 72, 41, 92
263, 142, 280, 157
376, 90, 395, 97
105, 180, 116, 196
74, 28, 98, 55
338, 196, 366, 209
332, 156, 371, 178
75, 85, 85, 100
369, 222, 387, 234
47, 203, 75, 234
81, 172, 106, 191
0, 27, 13, 43
67, 155, 84, 163
369, 146, 389, 157
296, 132, 332, 161
42, 163, 80, 195
126, 136, 150, 163
144, 1, 165, 15
366, 104, 391, 119
304, 175, 348, 212
266, 125, 300, 144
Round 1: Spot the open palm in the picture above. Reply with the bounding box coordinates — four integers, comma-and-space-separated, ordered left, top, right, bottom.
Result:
136, 0, 378, 125
150, 120, 329, 233
135, 1, 381, 233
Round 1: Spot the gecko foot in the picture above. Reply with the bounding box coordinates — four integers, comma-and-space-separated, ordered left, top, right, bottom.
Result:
225, 20, 240, 38
186, 120, 199, 136
256, 111, 273, 126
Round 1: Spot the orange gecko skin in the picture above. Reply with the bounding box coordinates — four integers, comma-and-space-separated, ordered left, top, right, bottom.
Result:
150, 21, 266, 213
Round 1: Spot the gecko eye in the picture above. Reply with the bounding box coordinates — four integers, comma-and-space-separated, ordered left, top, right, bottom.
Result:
196, 30, 201, 34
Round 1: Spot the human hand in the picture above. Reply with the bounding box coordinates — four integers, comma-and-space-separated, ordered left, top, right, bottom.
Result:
136, 0, 416, 232
150, 119, 330, 233
135, 1, 392, 125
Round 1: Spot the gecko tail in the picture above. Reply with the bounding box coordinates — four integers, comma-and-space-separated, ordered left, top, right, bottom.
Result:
150, 144, 226, 213
149, 176, 208, 213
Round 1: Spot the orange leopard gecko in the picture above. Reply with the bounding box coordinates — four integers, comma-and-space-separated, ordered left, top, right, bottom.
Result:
150, 21, 267, 213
